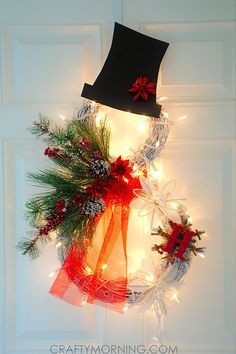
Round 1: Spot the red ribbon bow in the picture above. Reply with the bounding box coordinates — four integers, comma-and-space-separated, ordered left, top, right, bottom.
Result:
49, 167, 142, 312
128, 76, 156, 101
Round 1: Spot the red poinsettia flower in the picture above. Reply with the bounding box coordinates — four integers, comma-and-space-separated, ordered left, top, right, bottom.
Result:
128, 76, 156, 101
55, 199, 67, 213
86, 180, 112, 197
110, 156, 133, 179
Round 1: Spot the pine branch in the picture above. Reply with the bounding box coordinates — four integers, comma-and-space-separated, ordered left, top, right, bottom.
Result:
17, 232, 54, 259
30, 115, 50, 138
25, 200, 45, 227
98, 119, 111, 160
27, 169, 77, 190
20, 103, 112, 260
74, 118, 110, 160
17, 236, 40, 259
47, 125, 74, 151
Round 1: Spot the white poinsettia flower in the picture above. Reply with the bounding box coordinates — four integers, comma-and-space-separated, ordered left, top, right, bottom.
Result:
130, 175, 186, 223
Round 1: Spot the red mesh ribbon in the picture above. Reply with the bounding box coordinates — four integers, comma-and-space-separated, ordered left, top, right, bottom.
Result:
49, 176, 141, 312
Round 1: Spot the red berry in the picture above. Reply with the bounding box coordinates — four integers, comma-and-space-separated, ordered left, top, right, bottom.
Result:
70, 194, 83, 206
78, 138, 92, 150
55, 200, 67, 213
44, 147, 60, 158
93, 150, 103, 159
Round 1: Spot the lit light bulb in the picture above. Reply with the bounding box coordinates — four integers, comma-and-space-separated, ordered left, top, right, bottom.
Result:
128, 268, 137, 277
85, 266, 93, 274
101, 263, 107, 270
163, 111, 169, 119
49, 230, 58, 240
178, 115, 187, 121
48, 271, 55, 278
145, 273, 154, 282
132, 164, 145, 177
170, 292, 180, 303
152, 336, 160, 342
144, 224, 151, 234
56, 242, 62, 248
124, 144, 130, 153
59, 114, 66, 121
48, 267, 60, 278
169, 201, 178, 210
149, 166, 161, 179
158, 96, 168, 101
96, 111, 103, 124
123, 305, 129, 312
134, 255, 142, 262
199, 253, 206, 259
155, 141, 160, 147
137, 120, 148, 132
188, 216, 193, 224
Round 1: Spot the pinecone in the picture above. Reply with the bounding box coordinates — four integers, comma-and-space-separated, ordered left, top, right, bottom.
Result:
90, 159, 110, 178
83, 197, 105, 217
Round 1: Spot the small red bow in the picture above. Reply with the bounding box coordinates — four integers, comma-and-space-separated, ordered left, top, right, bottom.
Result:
128, 76, 156, 101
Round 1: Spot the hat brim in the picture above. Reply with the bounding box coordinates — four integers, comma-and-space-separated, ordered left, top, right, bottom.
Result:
81, 83, 161, 118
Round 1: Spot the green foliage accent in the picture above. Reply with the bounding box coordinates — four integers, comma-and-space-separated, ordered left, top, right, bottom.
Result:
18, 107, 111, 259
17, 238, 39, 259
30, 114, 50, 138
16, 233, 52, 260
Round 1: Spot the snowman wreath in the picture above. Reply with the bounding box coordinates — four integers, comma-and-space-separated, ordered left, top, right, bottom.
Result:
17, 23, 206, 331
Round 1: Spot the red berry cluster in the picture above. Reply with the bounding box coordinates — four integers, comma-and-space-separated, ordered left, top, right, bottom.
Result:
70, 193, 83, 206
78, 138, 92, 150
56, 199, 67, 213
39, 214, 64, 235
44, 147, 60, 157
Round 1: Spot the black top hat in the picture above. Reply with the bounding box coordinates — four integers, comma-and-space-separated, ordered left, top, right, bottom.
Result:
81, 22, 169, 117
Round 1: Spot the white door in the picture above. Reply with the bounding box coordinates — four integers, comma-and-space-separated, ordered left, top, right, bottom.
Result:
0, 1, 235, 353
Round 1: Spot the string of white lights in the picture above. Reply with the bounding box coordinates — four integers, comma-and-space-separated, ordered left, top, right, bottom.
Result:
47, 100, 206, 340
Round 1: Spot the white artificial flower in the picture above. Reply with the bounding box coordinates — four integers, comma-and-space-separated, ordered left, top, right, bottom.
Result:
130, 175, 186, 226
